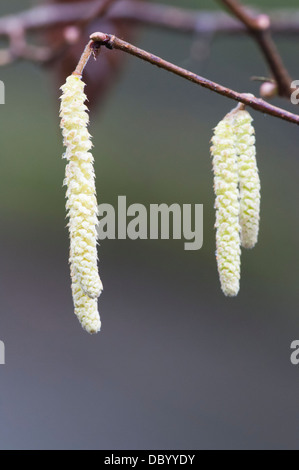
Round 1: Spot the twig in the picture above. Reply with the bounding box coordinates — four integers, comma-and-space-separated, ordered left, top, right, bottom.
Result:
1, 1, 299, 71
73, 40, 94, 76
219, 0, 262, 29
89, 32, 299, 126
0, 1, 297, 106
218, 0, 292, 98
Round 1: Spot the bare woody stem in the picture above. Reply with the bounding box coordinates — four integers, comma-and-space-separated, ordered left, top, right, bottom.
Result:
219, 0, 265, 29
1, 1, 299, 91
73, 40, 94, 76
89, 32, 299, 126
218, 0, 292, 98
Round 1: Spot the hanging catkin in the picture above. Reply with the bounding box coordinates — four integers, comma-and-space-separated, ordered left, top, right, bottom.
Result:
234, 109, 260, 249
60, 74, 102, 333
211, 115, 241, 297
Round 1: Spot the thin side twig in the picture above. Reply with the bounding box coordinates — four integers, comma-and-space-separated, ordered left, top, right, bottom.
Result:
73, 40, 94, 76
218, 0, 292, 98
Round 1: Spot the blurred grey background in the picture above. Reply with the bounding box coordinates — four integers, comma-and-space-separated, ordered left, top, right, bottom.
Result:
0, 0, 299, 450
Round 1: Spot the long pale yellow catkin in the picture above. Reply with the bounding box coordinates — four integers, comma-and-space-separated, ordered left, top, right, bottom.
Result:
211, 115, 241, 297
60, 74, 102, 333
234, 110, 261, 249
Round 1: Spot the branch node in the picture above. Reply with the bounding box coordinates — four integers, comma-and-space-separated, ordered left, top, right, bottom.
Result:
90, 32, 113, 49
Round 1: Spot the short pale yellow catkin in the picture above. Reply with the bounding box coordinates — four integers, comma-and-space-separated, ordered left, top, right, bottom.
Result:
60, 74, 102, 333
234, 110, 261, 249
211, 115, 241, 297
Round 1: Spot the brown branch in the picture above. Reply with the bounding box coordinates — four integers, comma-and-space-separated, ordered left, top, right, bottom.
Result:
1, 0, 299, 69
1, 1, 299, 37
218, 0, 292, 98
219, 0, 261, 29
0, 0, 298, 92
0, 1, 297, 106
88, 32, 299, 126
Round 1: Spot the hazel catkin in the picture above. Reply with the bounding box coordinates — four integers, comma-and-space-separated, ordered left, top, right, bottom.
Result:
211, 115, 241, 297
60, 74, 102, 333
234, 109, 261, 249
